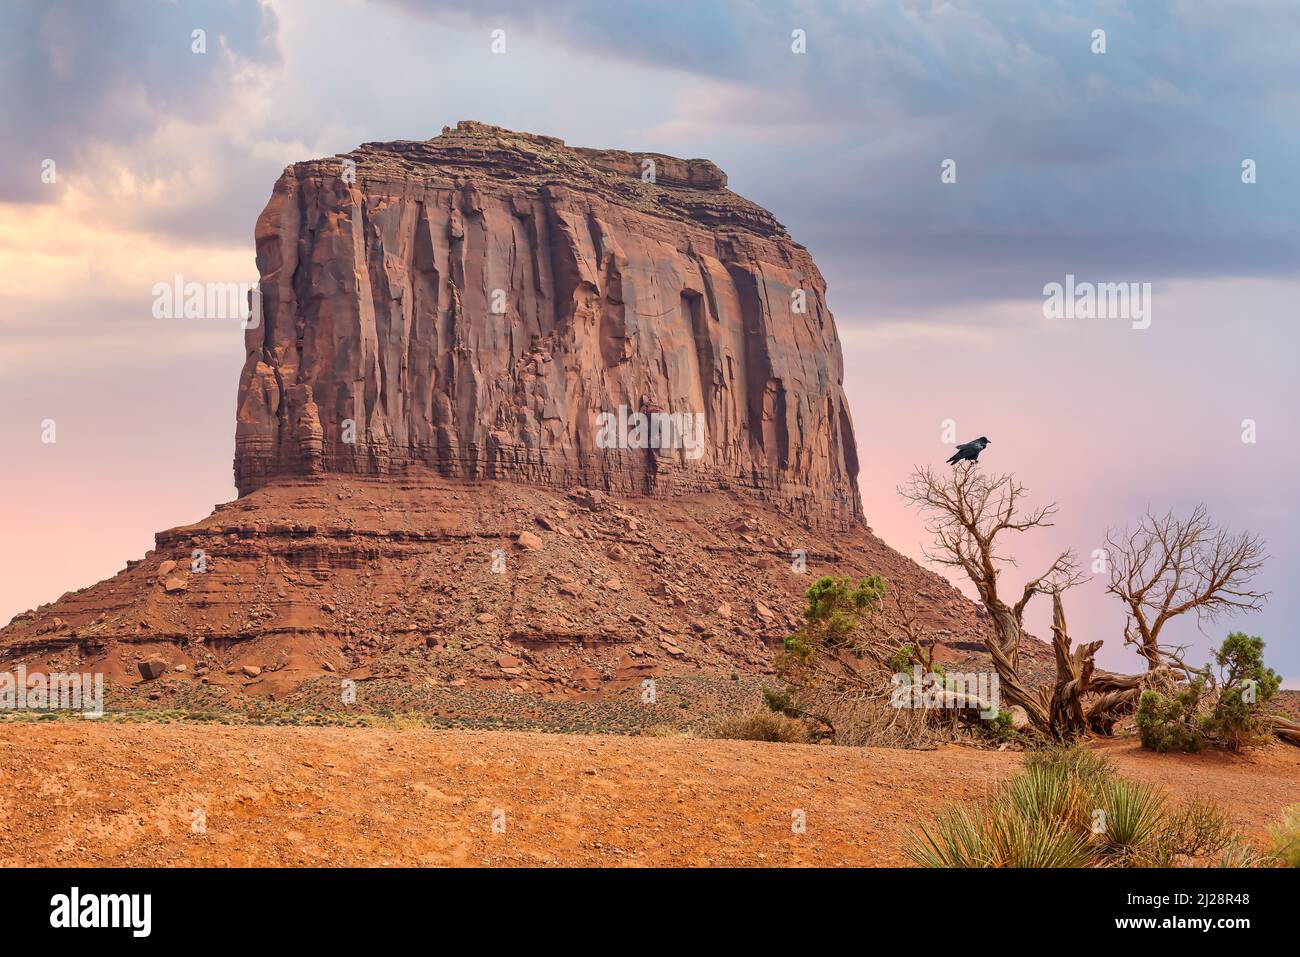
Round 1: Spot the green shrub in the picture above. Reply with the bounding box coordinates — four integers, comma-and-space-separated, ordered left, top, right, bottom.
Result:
802, 575, 886, 645
1136, 634, 1282, 753
760, 685, 795, 716
885, 643, 914, 674
1136, 681, 1209, 753
1205, 633, 1281, 751
979, 709, 1017, 744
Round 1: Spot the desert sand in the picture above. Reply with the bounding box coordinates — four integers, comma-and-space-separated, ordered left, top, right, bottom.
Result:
1, 723, 1295, 867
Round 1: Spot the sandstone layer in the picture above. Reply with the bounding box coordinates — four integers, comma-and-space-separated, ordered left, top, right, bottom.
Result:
235, 121, 862, 525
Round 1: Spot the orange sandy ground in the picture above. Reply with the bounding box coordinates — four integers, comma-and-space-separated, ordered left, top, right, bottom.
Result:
0, 724, 1296, 867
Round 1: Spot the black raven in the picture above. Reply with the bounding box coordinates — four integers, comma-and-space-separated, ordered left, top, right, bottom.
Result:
946, 436, 991, 465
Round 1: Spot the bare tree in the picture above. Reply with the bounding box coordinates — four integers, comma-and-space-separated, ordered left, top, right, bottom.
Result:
897, 466, 1291, 744
900, 463, 1086, 731
1105, 506, 1268, 671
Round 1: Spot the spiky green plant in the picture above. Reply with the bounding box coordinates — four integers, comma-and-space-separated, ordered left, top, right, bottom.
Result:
1024, 743, 1113, 789
983, 811, 1096, 868
1268, 804, 1300, 867
905, 793, 1096, 868
1004, 765, 1089, 832
905, 806, 991, 868
1096, 778, 1166, 859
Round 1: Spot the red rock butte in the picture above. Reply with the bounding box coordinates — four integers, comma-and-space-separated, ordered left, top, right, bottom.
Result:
236, 121, 861, 525
0, 123, 1023, 706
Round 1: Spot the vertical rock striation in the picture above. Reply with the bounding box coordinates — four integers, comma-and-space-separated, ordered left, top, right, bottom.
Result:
236, 121, 862, 524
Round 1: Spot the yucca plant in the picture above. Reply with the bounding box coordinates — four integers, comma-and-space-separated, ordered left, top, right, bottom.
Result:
1095, 778, 1165, 859
907, 757, 1096, 868
903, 742, 1258, 869
1004, 765, 1089, 832
904, 800, 1095, 868
983, 811, 1095, 868
1268, 804, 1300, 867
905, 742, 1269, 869
1023, 742, 1113, 786
906, 806, 993, 867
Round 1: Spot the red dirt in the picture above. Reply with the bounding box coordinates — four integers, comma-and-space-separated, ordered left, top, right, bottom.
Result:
0, 724, 1295, 867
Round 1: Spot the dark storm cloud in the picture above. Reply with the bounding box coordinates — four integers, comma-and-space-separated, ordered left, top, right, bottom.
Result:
386, 0, 1300, 304
0, 0, 279, 203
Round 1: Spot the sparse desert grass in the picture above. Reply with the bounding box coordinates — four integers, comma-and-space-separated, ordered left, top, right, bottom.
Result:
641, 723, 695, 739
706, 709, 809, 743
818, 696, 941, 749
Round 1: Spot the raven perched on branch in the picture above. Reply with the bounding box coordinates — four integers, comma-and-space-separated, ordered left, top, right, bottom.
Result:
946, 436, 991, 465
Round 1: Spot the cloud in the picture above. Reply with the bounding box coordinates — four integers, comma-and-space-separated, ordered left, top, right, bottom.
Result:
381, 0, 1300, 306
7, 0, 1298, 304
0, 0, 280, 203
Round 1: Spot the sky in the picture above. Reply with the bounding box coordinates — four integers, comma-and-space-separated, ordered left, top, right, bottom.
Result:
1, 0, 1296, 683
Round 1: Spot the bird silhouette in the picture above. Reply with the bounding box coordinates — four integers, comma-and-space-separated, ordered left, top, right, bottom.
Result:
947, 436, 991, 465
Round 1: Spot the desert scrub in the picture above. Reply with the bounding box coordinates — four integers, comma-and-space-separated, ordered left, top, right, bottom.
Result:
906, 744, 1255, 868
1136, 681, 1210, 753
706, 710, 809, 744
1136, 633, 1282, 753
641, 724, 694, 739
978, 709, 1017, 744
1268, 804, 1300, 867
1140, 795, 1238, 867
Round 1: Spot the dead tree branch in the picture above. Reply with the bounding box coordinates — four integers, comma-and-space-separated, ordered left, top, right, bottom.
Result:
1105, 506, 1268, 670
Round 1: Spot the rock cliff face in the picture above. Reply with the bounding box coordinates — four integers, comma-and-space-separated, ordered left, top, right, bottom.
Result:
236, 121, 862, 525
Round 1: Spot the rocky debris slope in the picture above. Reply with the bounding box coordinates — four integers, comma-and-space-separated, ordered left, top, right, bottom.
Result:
0, 476, 1043, 705
236, 121, 861, 525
